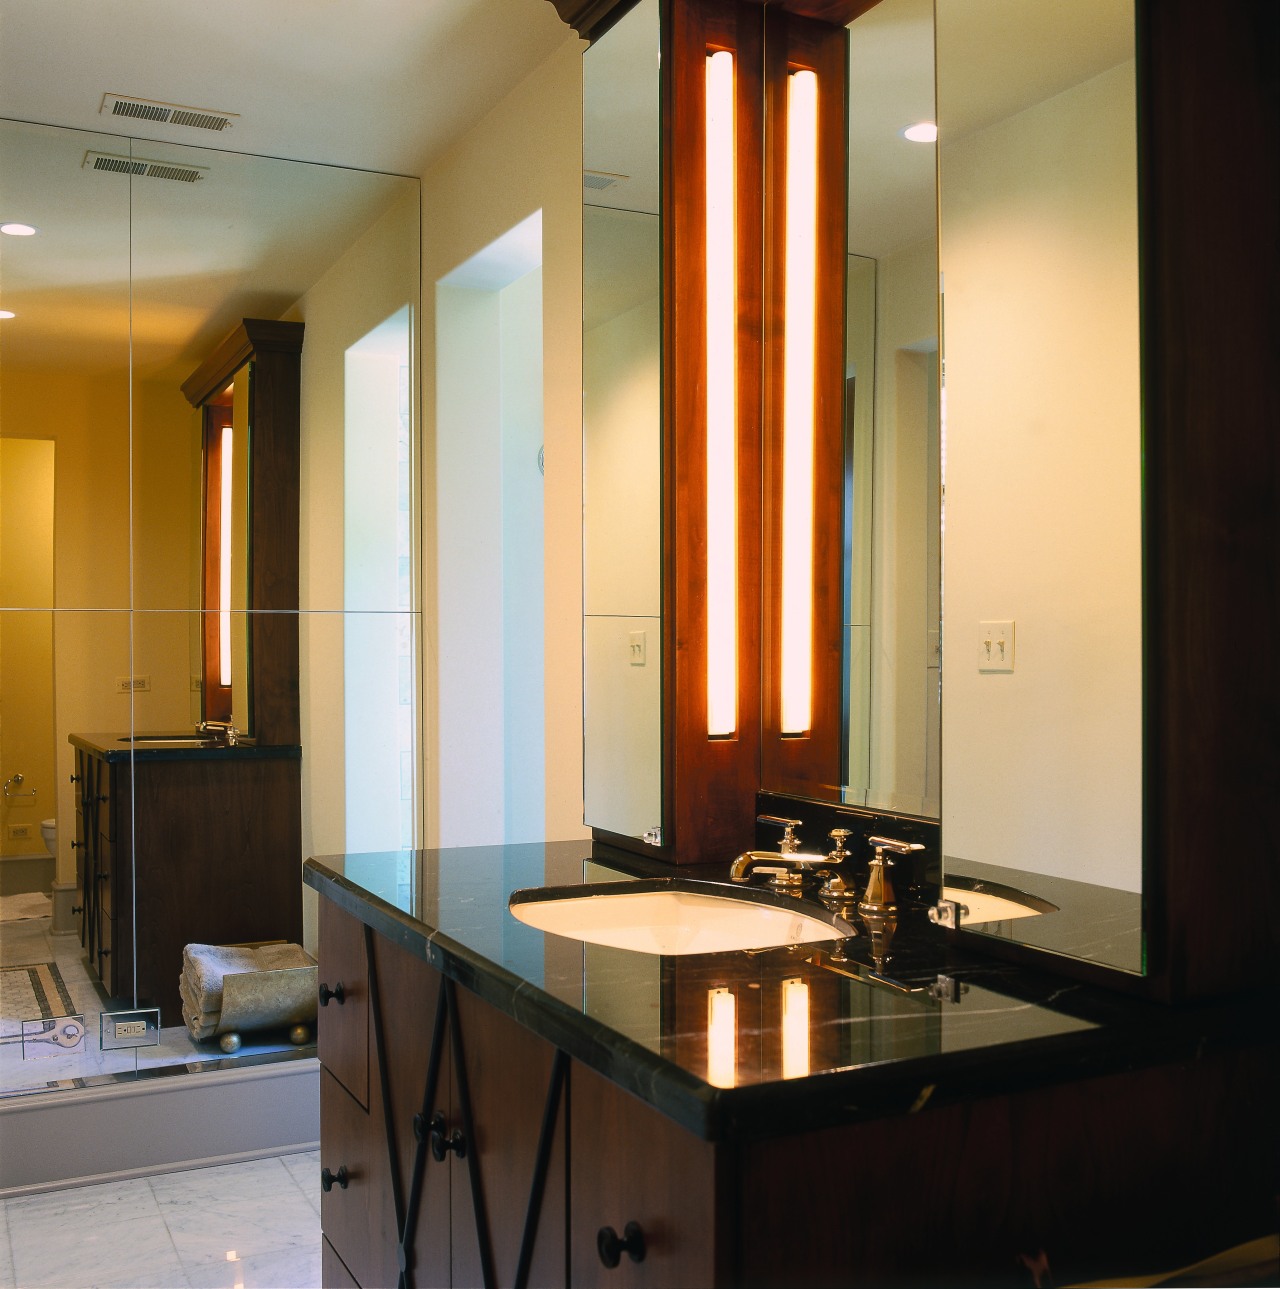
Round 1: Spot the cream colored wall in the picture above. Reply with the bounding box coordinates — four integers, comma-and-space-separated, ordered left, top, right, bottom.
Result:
285, 187, 420, 949
1, 366, 195, 886
420, 34, 589, 847
0, 439, 55, 857
867, 236, 939, 816
940, 62, 1141, 890
582, 293, 661, 837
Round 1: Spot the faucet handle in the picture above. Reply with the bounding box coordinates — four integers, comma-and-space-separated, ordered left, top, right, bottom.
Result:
827, 828, 853, 861
867, 835, 925, 863
757, 814, 803, 854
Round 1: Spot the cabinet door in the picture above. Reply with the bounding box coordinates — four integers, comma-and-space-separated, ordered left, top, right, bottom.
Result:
319, 1068, 398, 1289
318, 896, 370, 1107
569, 1064, 722, 1288
449, 986, 567, 1289
369, 923, 452, 1289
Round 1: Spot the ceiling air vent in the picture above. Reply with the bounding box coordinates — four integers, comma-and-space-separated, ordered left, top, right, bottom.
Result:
584, 170, 627, 192
83, 150, 209, 184
100, 93, 238, 133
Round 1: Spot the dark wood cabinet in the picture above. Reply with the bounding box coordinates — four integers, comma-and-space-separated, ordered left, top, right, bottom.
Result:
316, 889, 1278, 1289
569, 1063, 721, 1289
318, 898, 567, 1289
72, 737, 302, 1026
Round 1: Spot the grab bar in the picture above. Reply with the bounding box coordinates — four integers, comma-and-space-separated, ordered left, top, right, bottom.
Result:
3, 773, 37, 799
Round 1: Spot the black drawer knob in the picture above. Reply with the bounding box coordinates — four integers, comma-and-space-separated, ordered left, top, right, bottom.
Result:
428, 1112, 466, 1162
318, 981, 345, 1007
70, 841, 83, 850
320, 1165, 349, 1193
70, 774, 81, 783
597, 1222, 646, 1269
72, 905, 83, 915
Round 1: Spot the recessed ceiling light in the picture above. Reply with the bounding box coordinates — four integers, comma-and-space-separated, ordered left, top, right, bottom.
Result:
1, 222, 37, 236
0, 310, 16, 320
903, 122, 938, 143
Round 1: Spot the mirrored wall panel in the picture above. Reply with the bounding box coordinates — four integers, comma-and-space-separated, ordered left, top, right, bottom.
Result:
936, 0, 1142, 971
0, 116, 421, 1098
581, 0, 663, 843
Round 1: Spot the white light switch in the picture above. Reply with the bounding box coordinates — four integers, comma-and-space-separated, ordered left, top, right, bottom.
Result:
978, 620, 1014, 672
629, 630, 647, 667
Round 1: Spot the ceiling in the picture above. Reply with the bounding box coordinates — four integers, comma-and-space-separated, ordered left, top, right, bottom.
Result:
0, 0, 572, 176
0, 0, 574, 383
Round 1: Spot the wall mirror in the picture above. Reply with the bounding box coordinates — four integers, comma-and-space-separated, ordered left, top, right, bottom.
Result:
839, 0, 1142, 972
581, 0, 663, 844
0, 117, 420, 1099
579, 0, 1144, 975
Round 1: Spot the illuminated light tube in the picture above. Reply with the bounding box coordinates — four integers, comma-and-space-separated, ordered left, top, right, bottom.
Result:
706, 986, 737, 1088
780, 68, 818, 735
781, 976, 810, 1079
219, 425, 234, 688
705, 48, 737, 738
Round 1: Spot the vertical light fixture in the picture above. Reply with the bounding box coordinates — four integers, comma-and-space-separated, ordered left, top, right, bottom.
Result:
218, 424, 234, 688
706, 986, 737, 1087
705, 48, 738, 738
780, 976, 810, 1079
780, 68, 818, 735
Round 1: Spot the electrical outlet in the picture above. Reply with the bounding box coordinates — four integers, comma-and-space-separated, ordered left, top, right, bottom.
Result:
100, 1008, 160, 1050
629, 630, 647, 667
6, 824, 32, 841
115, 675, 152, 694
191, 676, 203, 691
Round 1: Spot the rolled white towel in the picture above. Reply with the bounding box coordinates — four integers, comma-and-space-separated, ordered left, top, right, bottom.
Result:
179, 972, 219, 1027
182, 943, 257, 1011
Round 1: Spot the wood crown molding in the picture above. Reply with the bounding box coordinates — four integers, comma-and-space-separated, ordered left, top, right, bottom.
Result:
181, 318, 304, 408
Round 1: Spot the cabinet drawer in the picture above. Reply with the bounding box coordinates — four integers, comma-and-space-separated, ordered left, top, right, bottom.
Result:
318, 897, 370, 1107
570, 1064, 721, 1288
320, 1069, 397, 1289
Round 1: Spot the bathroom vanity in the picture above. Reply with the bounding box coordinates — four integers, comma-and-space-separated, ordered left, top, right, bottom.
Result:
72, 733, 302, 1026
306, 842, 1276, 1288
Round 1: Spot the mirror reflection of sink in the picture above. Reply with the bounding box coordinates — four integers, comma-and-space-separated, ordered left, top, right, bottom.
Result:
943, 880, 1057, 924
509, 879, 853, 955
117, 734, 220, 749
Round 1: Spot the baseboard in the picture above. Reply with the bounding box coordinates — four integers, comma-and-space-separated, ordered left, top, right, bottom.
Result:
0, 1056, 320, 1196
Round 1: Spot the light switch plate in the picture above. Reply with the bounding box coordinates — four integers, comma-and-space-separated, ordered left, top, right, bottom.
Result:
978, 620, 1015, 672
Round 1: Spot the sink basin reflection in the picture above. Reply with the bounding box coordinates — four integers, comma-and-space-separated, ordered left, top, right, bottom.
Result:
509, 879, 853, 955
943, 881, 1057, 924
117, 734, 220, 749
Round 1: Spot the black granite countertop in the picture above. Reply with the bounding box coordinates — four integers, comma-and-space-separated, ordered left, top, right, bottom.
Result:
303, 840, 1258, 1142
71, 732, 302, 762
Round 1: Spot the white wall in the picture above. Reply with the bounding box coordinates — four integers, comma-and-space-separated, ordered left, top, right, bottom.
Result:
421, 36, 589, 848
867, 237, 939, 816
582, 289, 661, 837
940, 62, 1141, 890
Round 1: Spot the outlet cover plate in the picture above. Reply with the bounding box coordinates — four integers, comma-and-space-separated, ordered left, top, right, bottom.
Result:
101, 1007, 161, 1050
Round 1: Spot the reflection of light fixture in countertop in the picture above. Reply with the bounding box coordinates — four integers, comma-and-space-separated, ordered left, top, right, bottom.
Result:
903, 122, 938, 143
781, 977, 810, 1079
0, 310, 15, 320
707, 987, 737, 1088
1, 222, 37, 236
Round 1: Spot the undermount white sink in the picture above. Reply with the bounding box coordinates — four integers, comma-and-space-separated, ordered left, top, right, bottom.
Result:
509, 880, 852, 955
943, 884, 1055, 923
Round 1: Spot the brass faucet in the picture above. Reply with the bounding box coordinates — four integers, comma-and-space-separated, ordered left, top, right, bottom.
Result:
197, 720, 241, 747
730, 817, 857, 902
858, 835, 925, 918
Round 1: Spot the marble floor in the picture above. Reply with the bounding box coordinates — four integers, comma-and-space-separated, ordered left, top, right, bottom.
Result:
1, 914, 304, 1098
0, 1152, 321, 1289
